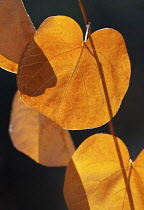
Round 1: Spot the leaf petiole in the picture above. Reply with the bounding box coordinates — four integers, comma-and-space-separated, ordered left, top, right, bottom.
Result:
84, 22, 91, 42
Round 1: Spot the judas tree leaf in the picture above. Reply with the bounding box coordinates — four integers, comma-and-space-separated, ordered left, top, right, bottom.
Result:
64, 134, 144, 210
9, 91, 75, 167
0, 0, 35, 71
17, 16, 130, 130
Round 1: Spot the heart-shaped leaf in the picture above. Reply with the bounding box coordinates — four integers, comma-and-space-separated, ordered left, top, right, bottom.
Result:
17, 16, 130, 129
64, 133, 144, 209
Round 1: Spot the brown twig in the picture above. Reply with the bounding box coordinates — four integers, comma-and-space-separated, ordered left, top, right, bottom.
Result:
77, 0, 135, 209
77, 0, 92, 34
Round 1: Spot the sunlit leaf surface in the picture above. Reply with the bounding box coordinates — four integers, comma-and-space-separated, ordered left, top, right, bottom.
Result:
17, 16, 130, 129
64, 134, 144, 209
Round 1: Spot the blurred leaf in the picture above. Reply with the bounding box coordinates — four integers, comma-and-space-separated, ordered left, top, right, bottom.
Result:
64, 134, 144, 209
0, 0, 35, 72
17, 15, 130, 130
9, 91, 75, 167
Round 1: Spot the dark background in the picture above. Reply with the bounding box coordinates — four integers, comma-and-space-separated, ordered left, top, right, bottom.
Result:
0, 0, 144, 209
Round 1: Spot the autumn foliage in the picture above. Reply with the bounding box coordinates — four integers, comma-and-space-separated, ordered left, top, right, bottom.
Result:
64, 134, 144, 209
17, 15, 130, 130
0, 0, 143, 209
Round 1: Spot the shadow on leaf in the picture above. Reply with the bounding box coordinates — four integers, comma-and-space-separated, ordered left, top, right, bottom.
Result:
17, 39, 57, 96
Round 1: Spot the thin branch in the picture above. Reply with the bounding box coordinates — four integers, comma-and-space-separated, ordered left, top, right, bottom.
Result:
78, 0, 88, 24
78, 0, 92, 34
78, 0, 135, 209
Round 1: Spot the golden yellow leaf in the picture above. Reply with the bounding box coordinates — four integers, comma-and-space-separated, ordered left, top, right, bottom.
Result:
17, 16, 130, 130
9, 91, 75, 167
0, 0, 35, 71
64, 134, 144, 209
